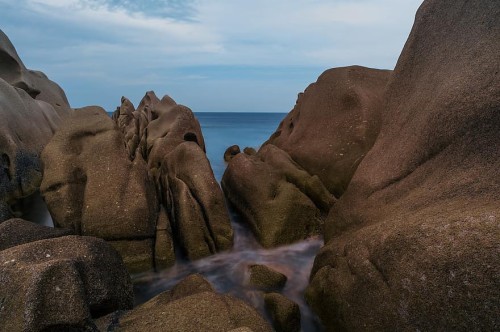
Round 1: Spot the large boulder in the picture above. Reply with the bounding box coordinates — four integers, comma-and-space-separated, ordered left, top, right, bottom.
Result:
222, 144, 333, 247
96, 274, 273, 332
0, 218, 72, 250
0, 235, 133, 331
0, 29, 71, 116
306, 1, 500, 331
265, 66, 391, 197
114, 92, 233, 263
0, 29, 70, 222
40, 106, 158, 273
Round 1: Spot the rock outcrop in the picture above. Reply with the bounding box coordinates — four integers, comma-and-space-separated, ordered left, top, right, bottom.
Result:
306, 1, 500, 331
222, 144, 333, 247
265, 66, 391, 197
96, 274, 273, 332
113, 93, 233, 262
248, 264, 288, 291
40, 106, 158, 273
0, 235, 133, 331
0, 29, 70, 222
264, 293, 301, 332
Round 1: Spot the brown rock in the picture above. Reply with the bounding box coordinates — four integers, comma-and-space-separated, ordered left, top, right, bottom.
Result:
224, 144, 241, 161
264, 293, 301, 332
0, 218, 72, 250
40, 106, 158, 272
154, 206, 175, 270
0, 235, 133, 331
243, 147, 257, 156
97, 274, 272, 332
265, 66, 391, 197
222, 144, 332, 247
306, 1, 500, 331
248, 264, 287, 291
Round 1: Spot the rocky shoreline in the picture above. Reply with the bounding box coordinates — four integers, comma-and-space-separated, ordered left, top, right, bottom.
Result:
1, 0, 499, 331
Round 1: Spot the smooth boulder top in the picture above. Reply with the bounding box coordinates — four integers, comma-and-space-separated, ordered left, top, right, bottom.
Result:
265, 65, 391, 197
307, 0, 500, 331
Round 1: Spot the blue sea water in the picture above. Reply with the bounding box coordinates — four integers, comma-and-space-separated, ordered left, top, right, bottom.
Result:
195, 112, 285, 180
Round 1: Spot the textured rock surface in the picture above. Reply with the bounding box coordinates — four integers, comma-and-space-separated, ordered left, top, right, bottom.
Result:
306, 1, 500, 331
40, 106, 158, 273
224, 144, 241, 161
114, 92, 233, 263
265, 66, 391, 197
264, 293, 301, 332
97, 274, 273, 332
248, 264, 288, 291
222, 144, 333, 247
0, 30, 70, 222
0, 218, 72, 250
0, 235, 133, 331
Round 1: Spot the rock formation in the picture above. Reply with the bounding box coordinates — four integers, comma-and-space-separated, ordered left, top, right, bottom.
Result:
113, 93, 233, 263
264, 293, 301, 332
306, 0, 500, 330
222, 66, 389, 248
0, 29, 71, 222
40, 106, 158, 273
265, 66, 391, 197
96, 274, 273, 332
0, 234, 133, 331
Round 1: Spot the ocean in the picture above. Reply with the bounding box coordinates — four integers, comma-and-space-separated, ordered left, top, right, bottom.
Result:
133, 112, 325, 331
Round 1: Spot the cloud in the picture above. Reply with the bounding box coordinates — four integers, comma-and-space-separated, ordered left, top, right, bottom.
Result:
0, 0, 423, 111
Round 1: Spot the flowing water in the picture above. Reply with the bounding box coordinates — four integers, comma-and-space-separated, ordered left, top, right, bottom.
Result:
26, 112, 325, 331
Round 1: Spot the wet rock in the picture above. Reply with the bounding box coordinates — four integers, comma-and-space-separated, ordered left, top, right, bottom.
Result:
97, 274, 272, 332
264, 293, 301, 332
248, 264, 287, 291
0, 218, 72, 250
222, 144, 333, 247
265, 66, 391, 197
0, 235, 133, 331
224, 144, 241, 161
306, 1, 500, 331
40, 106, 158, 273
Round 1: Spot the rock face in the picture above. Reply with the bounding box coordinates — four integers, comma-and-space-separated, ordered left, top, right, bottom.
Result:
97, 274, 273, 332
265, 66, 391, 197
40, 106, 158, 273
0, 235, 133, 331
306, 1, 500, 331
222, 144, 333, 247
0, 218, 72, 250
248, 264, 288, 291
114, 93, 233, 262
264, 293, 301, 332
0, 29, 70, 222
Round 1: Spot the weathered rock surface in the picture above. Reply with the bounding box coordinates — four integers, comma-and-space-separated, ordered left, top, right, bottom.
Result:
306, 1, 500, 331
264, 293, 301, 332
248, 264, 288, 291
0, 235, 133, 331
222, 144, 333, 247
265, 66, 391, 197
0, 218, 72, 250
224, 144, 241, 161
96, 274, 273, 332
113, 92, 233, 263
40, 106, 158, 273
0, 30, 70, 222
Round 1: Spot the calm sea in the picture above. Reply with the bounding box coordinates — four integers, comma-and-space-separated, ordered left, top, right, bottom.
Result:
195, 112, 285, 180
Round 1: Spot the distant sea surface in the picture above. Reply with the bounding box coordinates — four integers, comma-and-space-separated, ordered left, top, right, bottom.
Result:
195, 112, 285, 180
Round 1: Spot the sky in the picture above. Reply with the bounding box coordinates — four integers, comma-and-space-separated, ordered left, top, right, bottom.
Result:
0, 0, 423, 112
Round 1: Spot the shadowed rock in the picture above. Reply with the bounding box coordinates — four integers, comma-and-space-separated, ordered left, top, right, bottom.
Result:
0, 235, 133, 331
222, 144, 333, 247
306, 1, 500, 330
264, 293, 301, 332
265, 66, 391, 197
0, 218, 72, 250
248, 264, 288, 291
224, 144, 241, 162
96, 274, 272, 332
40, 106, 158, 273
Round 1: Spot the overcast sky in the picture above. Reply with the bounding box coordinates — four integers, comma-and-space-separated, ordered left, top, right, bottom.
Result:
0, 0, 423, 112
